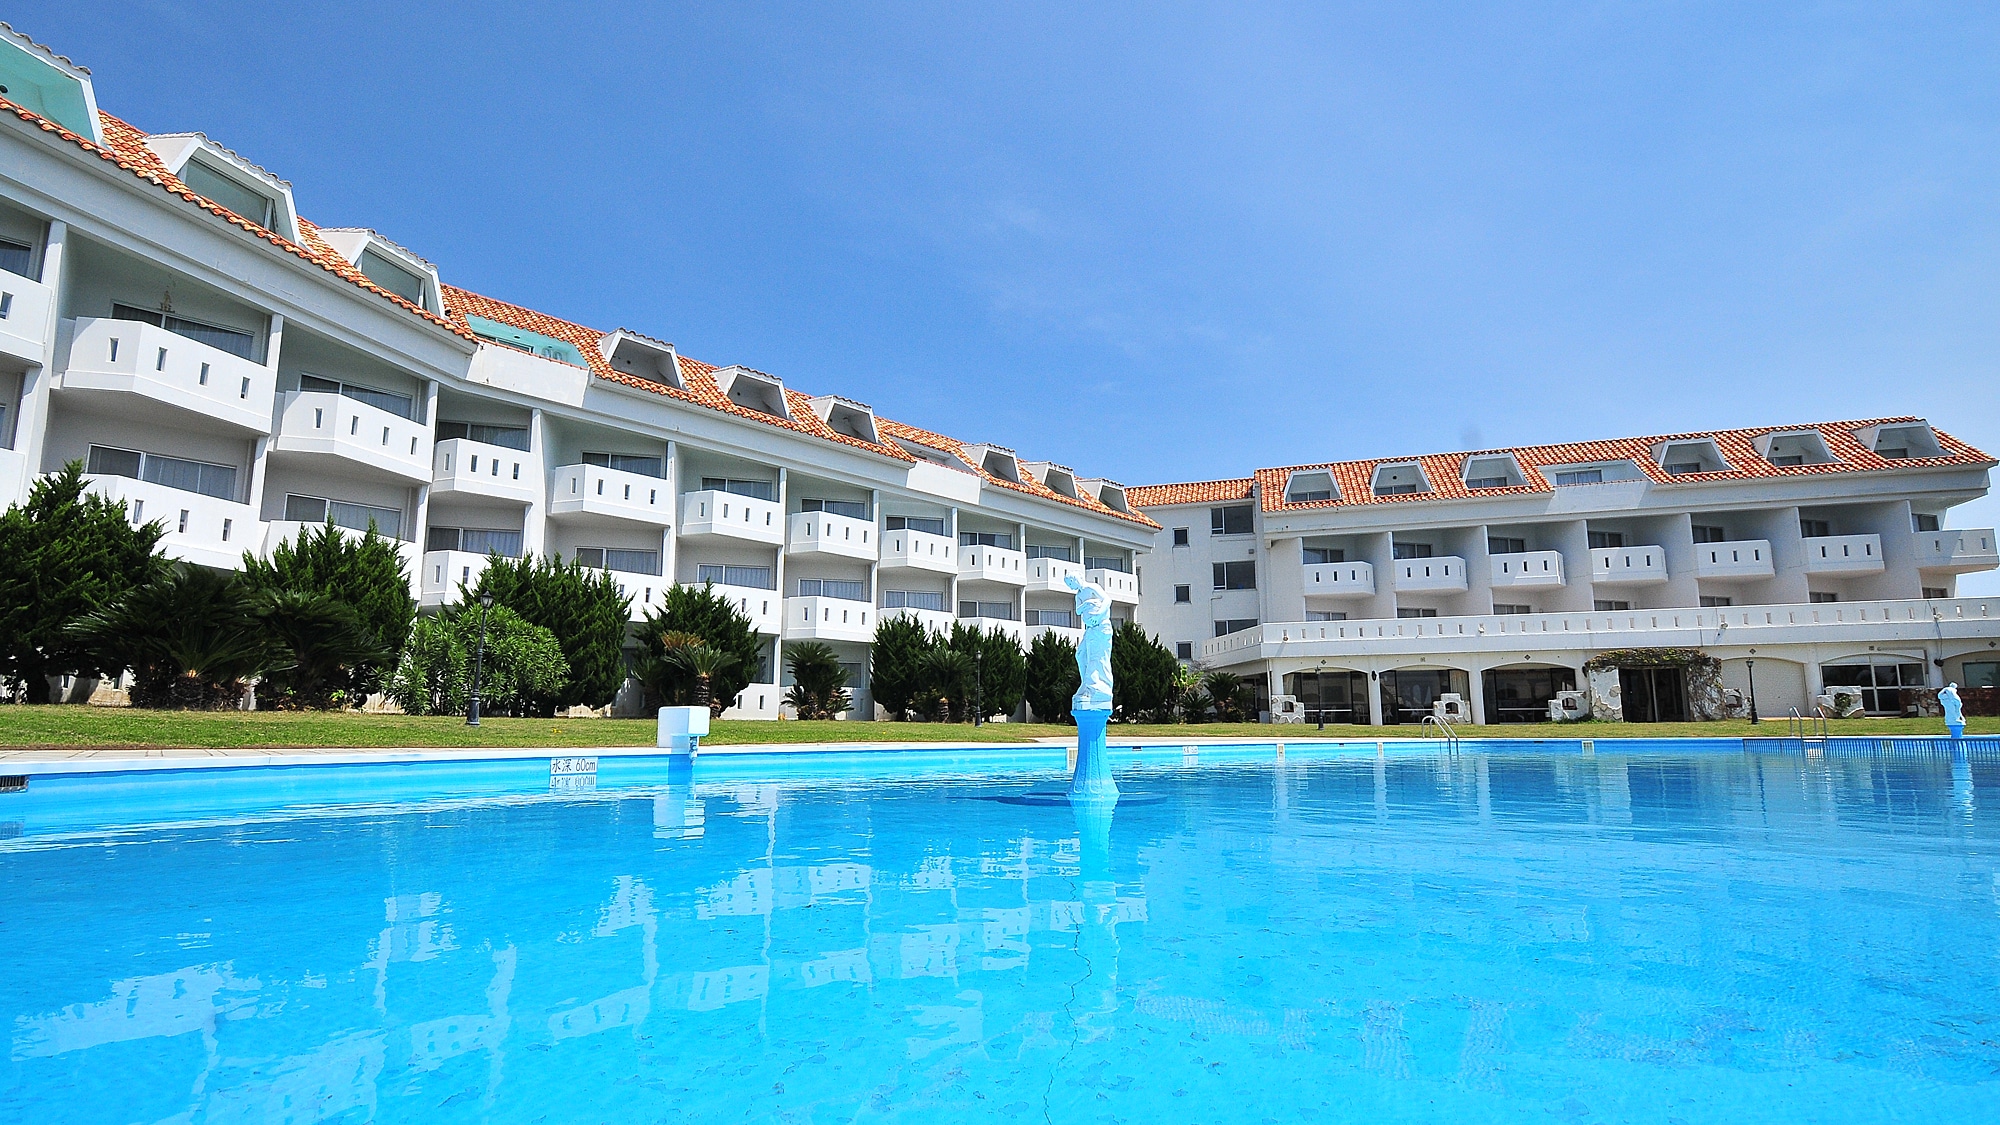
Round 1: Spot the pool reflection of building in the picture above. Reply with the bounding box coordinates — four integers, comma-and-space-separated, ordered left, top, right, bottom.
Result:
7, 751, 1995, 1120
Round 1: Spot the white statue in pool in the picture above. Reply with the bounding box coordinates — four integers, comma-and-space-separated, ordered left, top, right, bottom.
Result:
1940, 682, 1964, 739
1064, 575, 1117, 799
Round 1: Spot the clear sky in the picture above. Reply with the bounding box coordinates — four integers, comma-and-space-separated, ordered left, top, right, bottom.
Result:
20, 2, 2000, 589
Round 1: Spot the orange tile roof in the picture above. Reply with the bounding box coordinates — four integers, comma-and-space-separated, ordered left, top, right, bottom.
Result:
0, 97, 471, 340
1129, 419, 1993, 513
444, 287, 1159, 528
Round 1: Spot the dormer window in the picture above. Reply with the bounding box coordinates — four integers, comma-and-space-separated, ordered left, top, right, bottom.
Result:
1081, 479, 1131, 513
808, 395, 878, 443
1371, 462, 1429, 497
467, 314, 587, 366
1655, 439, 1730, 476
964, 445, 1022, 483
0, 28, 104, 144
1023, 461, 1079, 498
598, 330, 683, 389
1859, 422, 1944, 461
356, 249, 425, 305
893, 437, 969, 469
711, 367, 790, 419
1758, 430, 1836, 468
1285, 470, 1336, 503
144, 134, 300, 241
178, 159, 275, 228
317, 229, 443, 314
1462, 454, 1525, 490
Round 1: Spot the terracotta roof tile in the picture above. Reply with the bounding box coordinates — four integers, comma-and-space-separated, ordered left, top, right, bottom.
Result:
1131, 419, 1993, 514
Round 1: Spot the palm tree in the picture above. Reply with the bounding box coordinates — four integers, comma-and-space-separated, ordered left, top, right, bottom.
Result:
784, 641, 853, 720
68, 563, 286, 709
1204, 671, 1245, 723
671, 643, 740, 715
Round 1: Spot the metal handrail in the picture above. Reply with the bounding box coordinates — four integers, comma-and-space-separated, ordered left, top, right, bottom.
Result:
1421, 712, 1460, 752
1787, 706, 1828, 745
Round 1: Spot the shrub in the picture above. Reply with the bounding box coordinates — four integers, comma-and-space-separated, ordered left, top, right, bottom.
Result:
1024, 630, 1079, 724
869, 614, 939, 720
472, 556, 632, 715
1110, 620, 1178, 722
241, 521, 413, 707
1204, 671, 1251, 723
950, 622, 1025, 722
0, 462, 166, 701
635, 583, 766, 715
68, 563, 284, 709
386, 604, 567, 716
785, 641, 853, 719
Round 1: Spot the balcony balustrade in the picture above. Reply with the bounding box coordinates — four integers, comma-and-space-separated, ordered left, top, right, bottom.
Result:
1025, 556, 1084, 593
1590, 546, 1668, 586
784, 596, 876, 643
1085, 567, 1140, 604
61, 317, 273, 434
273, 391, 429, 481
1913, 528, 1998, 574
880, 528, 956, 573
707, 581, 782, 634
87, 474, 256, 570
548, 464, 671, 527
1489, 550, 1566, 589
432, 438, 539, 505
786, 511, 878, 561
0, 269, 54, 365
1392, 556, 1468, 594
881, 605, 955, 635
959, 544, 1027, 586
1303, 561, 1376, 598
419, 549, 499, 606
1693, 539, 1774, 581
679, 489, 783, 545
1803, 534, 1885, 576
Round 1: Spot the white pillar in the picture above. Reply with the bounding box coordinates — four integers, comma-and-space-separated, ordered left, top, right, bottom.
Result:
523, 407, 547, 558
14, 220, 67, 492
661, 438, 678, 594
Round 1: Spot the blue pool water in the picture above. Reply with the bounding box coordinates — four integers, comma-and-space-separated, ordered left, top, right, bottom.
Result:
3, 742, 1998, 1123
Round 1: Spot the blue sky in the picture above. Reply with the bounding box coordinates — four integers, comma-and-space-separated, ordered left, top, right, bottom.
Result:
22, 2, 2000, 587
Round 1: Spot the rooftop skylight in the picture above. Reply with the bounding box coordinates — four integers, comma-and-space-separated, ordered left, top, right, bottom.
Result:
468, 314, 588, 366
0, 25, 102, 144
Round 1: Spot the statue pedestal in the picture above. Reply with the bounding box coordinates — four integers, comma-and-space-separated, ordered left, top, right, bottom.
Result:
1070, 708, 1118, 801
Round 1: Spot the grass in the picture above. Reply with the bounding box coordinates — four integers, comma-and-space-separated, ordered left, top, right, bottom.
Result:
0, 707, 1989, 750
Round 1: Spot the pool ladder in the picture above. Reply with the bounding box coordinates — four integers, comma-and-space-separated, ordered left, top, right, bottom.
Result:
1421, 713, 1460, 752
1787, 706, 1828, 751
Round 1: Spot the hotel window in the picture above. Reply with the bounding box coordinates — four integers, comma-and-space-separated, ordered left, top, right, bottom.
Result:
959, 601, 1016, 621
801, 497, 870, 519
0, 237, 33, 278
1913, 513, 1941, 532
1391, 542, 1433, 560
1084, 555, 1129, 572
1770, 454, 1804, 466
1303, 547, 1343, 564
1465, 476, 1508, 489
1176, 642, 1194, 660
87, 445, 237, 501
1488, 537, 1526, 555
1699, 596, 1732, 607
1876, 446, 1909, 459
1553, 468, 1603, 486
701, 476, 776, 501
1963, 662, 2000, 689
1025, 609, 1076, 627
1800, 519, 1831, 539
298, 373, 415, 419
1174, 585, 1191, 604
695, 564, 773, 589
424, 526, 524, 558
1592, 600, 1631, 612
1494, 603, 1534, 614
356, 248, 427, 306
177, 158, 277, 228
1212, 561, 1256, 590
1923, 587, 1948, 600
1587, 531, 1625, 549
573, 547, 662, 575
437, 420, 530, 450
1172, 527, 1190, 547
1213, 618, 1258, 636
1692, 525, 1728, 544
1810, 592, 1839, 603
111, 303, 258, 361
882, 590, 946, 611
1306, 610, 1347, 621
960, 531, 1014, 548
283, 494, 404, 540
798, 578, 868, 601
1396, 608, 1439, 619
885, 515, 948, 536
1210, 505, 1253, 536
1664, 462, 1703, 475
584, 451, 666, 478
1026, 545, 1073, 561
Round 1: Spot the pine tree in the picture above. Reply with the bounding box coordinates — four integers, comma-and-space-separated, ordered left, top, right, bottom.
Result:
636, 583, 766, 715
869, 613, 939, 720
472, 555, 632, 715
1024, 630, 1080, 724
240, 521, 413, 707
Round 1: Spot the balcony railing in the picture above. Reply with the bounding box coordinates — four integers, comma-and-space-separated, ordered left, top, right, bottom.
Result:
880, 528, 956, 573
1913, 528, 1998, 574
1693, 539, 1773, 581
959, 544, 1027, 585
1391, 556, 1467, 593
600, 568, 669, 620
0, 270, 54, 365
1303, 561, 1376, 598
679, 489, 783, 545
87, 474, 256, 571
1025, 556, 1084, 592
273, 390, 430, 481
1489, 550, 1565, 589
419, 550, 498, 606
787, 511, 878, 561
432, 438, 539, 505
881, 605, 955, 635
1803, 534, 1884, 575
61, 317, 274, 434
1085, 567, 1140, 604
956, 615, 1026, 645
1027, 623, 1083, 645
707, 581, 782, 634
548, 463, 671, 526
784, 596, 875, 643
1591, 546, 1668, 585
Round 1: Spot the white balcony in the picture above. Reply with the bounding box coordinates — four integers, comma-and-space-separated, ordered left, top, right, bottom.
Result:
432, 438, 538, 505
420, 550, 500, 606
1025, 556, 1084, 592
87, 475, 257, 570
1803, 534, 1884, 576
1489, 550, 1566, 589
272, 391, 430, 482
597, 568, 669, 620
1914, 528, 1998, 574
957, 615, 1026, 646
881, 605, 955, 635
784, 596, 876, 643
1693, 539, 1774, 581
680, 489, 783, 546
1591, 546, 1669, 586
879, 528, 955, 573
263, 519, 417, 572
722, 682, 782, 721
1085, 567, 1140, 605
709, 581, 782, 635
1303, 561, 1376, 598
0, 269, 54, 364
1392, 556, 1468, 594
60, 317, 274, 434
960, 545, 1027, 586
547, 464, 671, 527
787, 511, 878, 561
1027, 623, 1084, 646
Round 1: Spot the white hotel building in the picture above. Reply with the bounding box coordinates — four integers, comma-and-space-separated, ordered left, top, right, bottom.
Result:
0, 27, 1154, 717
1129, 424, 2000, 724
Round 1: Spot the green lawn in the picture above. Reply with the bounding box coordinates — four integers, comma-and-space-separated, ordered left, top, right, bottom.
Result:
0, 707, 1987, 750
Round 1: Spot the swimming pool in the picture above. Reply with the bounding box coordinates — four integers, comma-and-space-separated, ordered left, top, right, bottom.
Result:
4, 739, 1996, 1122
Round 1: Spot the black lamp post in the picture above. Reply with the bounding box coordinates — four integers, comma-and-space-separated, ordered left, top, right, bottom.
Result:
973, 649, 984, 728
1745, 651, 1760, 724
467, 592, 494, 726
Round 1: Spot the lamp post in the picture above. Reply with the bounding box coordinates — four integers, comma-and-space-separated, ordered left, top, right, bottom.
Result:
973, 648, 984, 728
467, 592, 494, 727
1745, 651, 1760, 725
